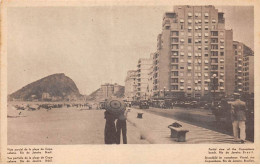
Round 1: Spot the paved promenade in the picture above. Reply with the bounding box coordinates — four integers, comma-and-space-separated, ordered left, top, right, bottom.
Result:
127, 108, 251, 144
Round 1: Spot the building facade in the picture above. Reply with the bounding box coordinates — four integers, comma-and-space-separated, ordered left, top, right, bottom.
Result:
124, 70, 137, 101
153, 5, 234, 99
101, 83, 115, 98
233, 41, 254, 95
136, 57, 153, 100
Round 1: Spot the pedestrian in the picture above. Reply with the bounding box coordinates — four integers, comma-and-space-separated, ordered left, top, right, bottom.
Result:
116, 108, 130, 144
104, 110, 117, 144
229, 93, 247, 143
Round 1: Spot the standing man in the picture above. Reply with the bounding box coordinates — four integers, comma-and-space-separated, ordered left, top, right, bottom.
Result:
229, 93, 247, 143
116, 108, 130, 144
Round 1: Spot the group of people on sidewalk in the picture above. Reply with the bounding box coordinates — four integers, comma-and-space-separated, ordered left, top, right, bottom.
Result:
104, 101, 130, 144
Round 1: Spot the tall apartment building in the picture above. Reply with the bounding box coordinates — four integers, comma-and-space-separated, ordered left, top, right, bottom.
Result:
153, 5, 233, 99
124, 70, 137, 101
147, 63, 154, 99
136, 57, 153, 100
233, 41, 254, 94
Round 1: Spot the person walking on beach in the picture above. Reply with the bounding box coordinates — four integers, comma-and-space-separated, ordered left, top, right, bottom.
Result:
104, 110, 117, 144
116, 108, 130, 144
229, 93, 247, 143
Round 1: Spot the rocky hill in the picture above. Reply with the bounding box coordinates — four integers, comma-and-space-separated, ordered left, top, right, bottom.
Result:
9, 73, 82, 101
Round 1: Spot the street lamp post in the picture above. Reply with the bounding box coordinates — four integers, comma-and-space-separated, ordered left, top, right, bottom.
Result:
163, 87, 166, 99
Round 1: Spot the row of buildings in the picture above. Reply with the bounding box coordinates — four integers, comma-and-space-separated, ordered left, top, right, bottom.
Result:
125, 5, 254, 101
92, 83, 123, 100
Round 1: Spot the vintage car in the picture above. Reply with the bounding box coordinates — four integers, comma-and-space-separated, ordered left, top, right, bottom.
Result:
139, 100, 149, 109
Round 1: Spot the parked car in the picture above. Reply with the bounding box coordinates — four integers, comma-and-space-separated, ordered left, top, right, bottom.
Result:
190, 101, 199, 108
139, 100, 149, 109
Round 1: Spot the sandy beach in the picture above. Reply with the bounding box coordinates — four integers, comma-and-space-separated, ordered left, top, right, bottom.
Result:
8, 102, 148, 145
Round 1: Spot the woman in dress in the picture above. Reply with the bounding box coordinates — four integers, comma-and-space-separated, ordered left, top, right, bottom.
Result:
104, 110, 117, 144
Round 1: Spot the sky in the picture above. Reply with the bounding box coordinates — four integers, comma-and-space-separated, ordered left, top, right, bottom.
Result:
7, 6, 254, 95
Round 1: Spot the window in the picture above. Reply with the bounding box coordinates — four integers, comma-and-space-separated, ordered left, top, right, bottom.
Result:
172, 51, 178, 56
211, 31, 218, 36
171, 31, 179, 36
171, 78, 178, 83
211, 45, 218, 49
173, 71, 178, 76
211, 51, 218, 56
220, 52, 224, 56
181, 25, 184, 29
171, 65, 178, 70
171, 85, 178, 90
171, 58, 179, 63
188, 38, 192, 43
180, 66, 184, 69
